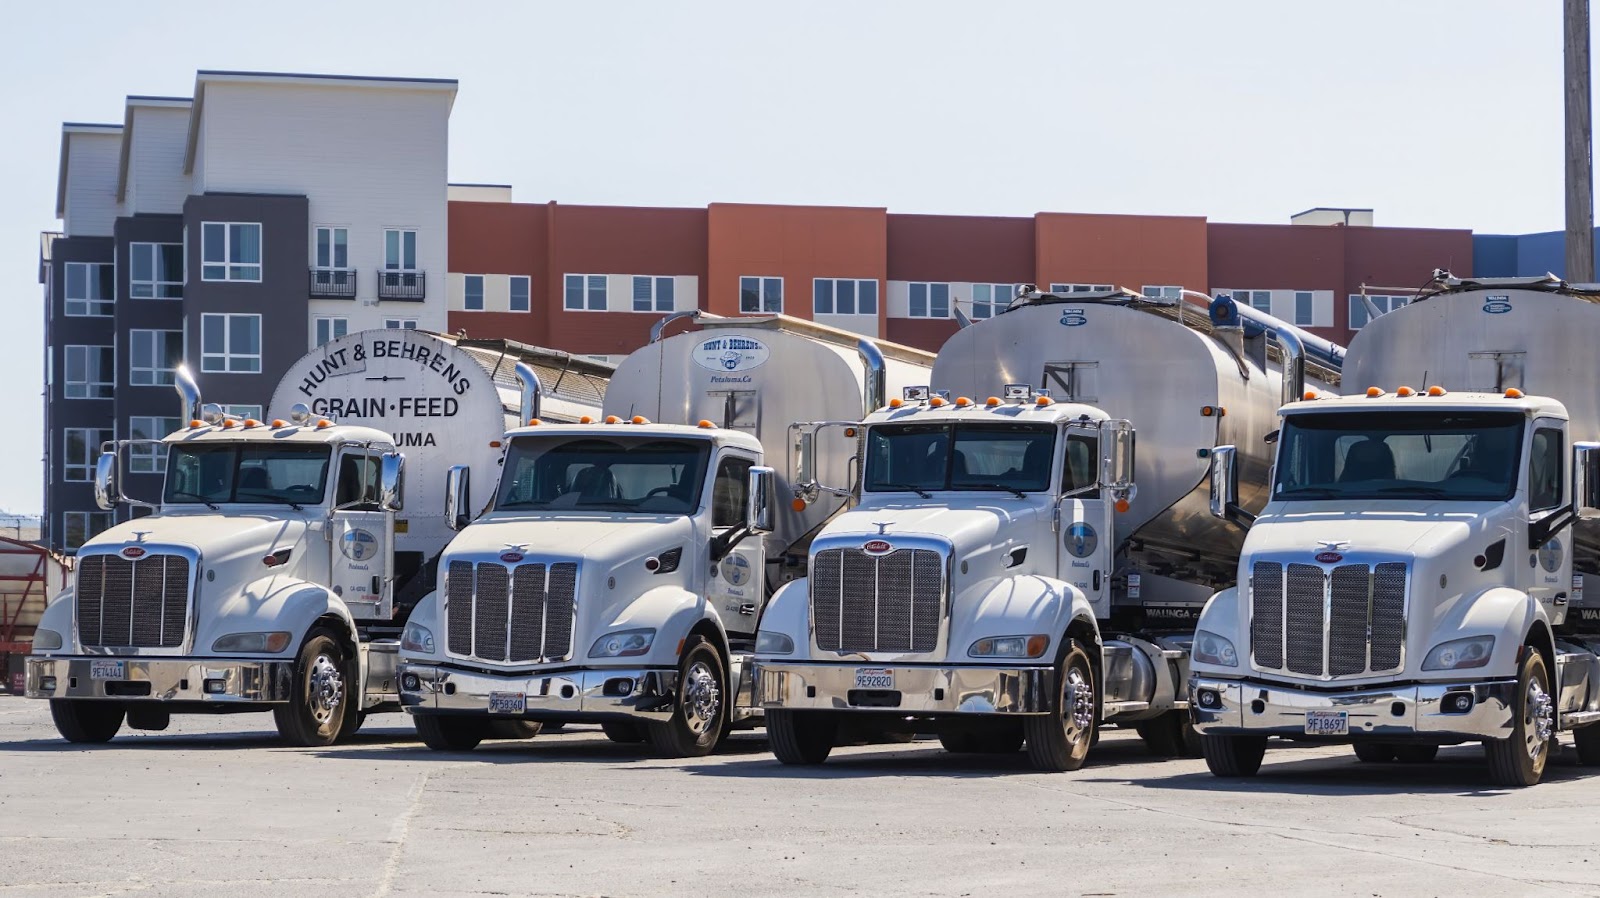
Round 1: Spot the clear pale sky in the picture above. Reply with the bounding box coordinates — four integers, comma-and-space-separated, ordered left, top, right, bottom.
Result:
0, 1, 1574, 513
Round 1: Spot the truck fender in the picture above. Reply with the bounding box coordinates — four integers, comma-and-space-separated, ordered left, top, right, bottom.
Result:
1188, 586, 1241, 677
1425, 586, 1547, 680
208, 577, 360, 671
398, 591, 443, 662
752, 577, 809, 652
949, 574, 1098, 665
33, 586, 78, 650
598, 584, 723, 669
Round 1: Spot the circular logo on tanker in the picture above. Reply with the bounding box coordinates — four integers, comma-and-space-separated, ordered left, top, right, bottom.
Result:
720, 553, 750, 586
341, 529, 378, 562
1540, 537, 1564, 573
1065, 522, 1098, 558
692, 335, 770, 373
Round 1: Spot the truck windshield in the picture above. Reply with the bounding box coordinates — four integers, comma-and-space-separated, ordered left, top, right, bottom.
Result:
496, 436, 710, 514
1275, 411, 1523, 501
164, 443, 333, 506
864, 422, 1055, 494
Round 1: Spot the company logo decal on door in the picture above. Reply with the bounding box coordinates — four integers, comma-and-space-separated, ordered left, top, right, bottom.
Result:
340, 529, 378, 561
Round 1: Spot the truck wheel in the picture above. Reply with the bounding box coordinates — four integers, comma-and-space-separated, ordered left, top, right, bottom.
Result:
272, 629, 353, 747
602, 721, 646, 744
1575, 723, 1600, 765
49, 700, 124, 743
1201, 734, 1267, 777
1486, 648, 1554, 787
414, 714, 487, 751
767, 709, 836, 764
1392, 744, 1438, 763
645, 636, 727, 757
1024, 638, 1097, 772
1137, 711, 1201, 758
1353, 742, 1395, 763
488, 720, 543, 740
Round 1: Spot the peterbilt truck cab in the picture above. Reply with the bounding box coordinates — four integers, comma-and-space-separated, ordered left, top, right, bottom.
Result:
1193, 389, 1600, 785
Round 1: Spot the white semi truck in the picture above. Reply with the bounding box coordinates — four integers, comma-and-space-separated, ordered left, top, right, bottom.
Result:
397, 315, 933, 755
25, 329, 610, 745
1192, 275, 1600, 787
753, 288, 1342, 770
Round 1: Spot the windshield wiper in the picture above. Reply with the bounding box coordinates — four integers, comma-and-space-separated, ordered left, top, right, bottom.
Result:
167, 490, 220, 511
240, 494, 304, 511
960, 482, 1028, 499
874, 482, 933, 499
1278, 487, 1343, 499
1373, 485, 1448, 497
496, 499, 553, 509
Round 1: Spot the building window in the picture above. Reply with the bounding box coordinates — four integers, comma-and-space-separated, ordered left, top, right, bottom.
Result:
1142, 285, 1183, 301
813, 278, 878, 315
384, 318, 418, 330
224, 404, 262, 420
130, 244, 183, 299
129, 417, 180, 474
201, 314, 262, 373
1228, 289, 1272, 313
129, 329, 183, 386
909, 282, 951, 319
969, 283, 1015, 320
1348, 294, 1411, 330
201, 222, 262, 282
314, 316, 348, 347
1050, 283, 1112, 294
62, 511, 115, 551
464, 275, 485, 311
312, 226, 351, 289
631, 276, 674, 313
1294, 291, 1315, 326
510, 276, 531, 312
64, 345, 115, 399
565, 274, 607, 311
64, 262, 114, 316
384, 228, 418, 271
739, 276, 782, 314
64, 428, 112, 481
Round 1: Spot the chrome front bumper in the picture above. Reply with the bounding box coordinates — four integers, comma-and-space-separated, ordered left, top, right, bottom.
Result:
398, 663, 679, 722
25, 656, 293, 703
754, 661, 1054, 714
1189, 676, 1519, 740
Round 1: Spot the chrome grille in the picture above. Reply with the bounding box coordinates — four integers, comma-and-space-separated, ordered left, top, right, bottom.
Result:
75, 554, 191, 648
811, 547, 944, 654
1250, 559, 1409, 678
445, 559, 576, 663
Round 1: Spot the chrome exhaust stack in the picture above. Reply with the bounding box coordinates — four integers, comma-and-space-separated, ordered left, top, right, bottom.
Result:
174, 364, 202, 422
856, 338, 887, 416
514, 361, 541, 423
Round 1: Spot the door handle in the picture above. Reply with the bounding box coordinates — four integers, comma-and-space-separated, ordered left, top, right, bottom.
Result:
371, 575, 382, 595
739, 603, 758, 616
1093, 570, 1102, 591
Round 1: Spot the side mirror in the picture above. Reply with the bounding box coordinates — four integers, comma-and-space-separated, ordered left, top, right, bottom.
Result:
444, 465, 471, 531
1105, 420, 1136, 492
794, 429, 815, 488
747, 466, 776, 535
1575, 442, 1600, 520
93, 451, 119, 511
379, 452, 405, 512
1209, 445, 1239, 521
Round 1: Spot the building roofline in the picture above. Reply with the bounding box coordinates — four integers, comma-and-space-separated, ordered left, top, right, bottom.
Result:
58, 124, 124, 219
196, 69, 458, 86
126, 95, 193, 105
119, 97, 194, 200
1291, 206, 1375, 217
448, 182, 514, 188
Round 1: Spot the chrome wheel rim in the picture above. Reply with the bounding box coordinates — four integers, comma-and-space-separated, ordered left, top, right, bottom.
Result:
308, 653, 344, 725
1526, 677, 1554, 762
1062, 664, 1093, 743
682, 660, 721, 736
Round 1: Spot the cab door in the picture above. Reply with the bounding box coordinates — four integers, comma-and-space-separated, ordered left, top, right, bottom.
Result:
329, 449, 394, 621
1058, 426, 1112, 619
708, 452, 763, 639
1527, 420, 1570, 613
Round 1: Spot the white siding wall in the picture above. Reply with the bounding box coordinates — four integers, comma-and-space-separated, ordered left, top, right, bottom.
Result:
125, 106, 192, 215
887, 279, 964, 319
63, 132, 122, 237
195, 80, 452, 334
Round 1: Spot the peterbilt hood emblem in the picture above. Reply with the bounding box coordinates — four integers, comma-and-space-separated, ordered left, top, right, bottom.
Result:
862, 539, 893, 555
1314, 551, 1344, 564
500, 551, 525, 563
1314, 540, 1348, 564
121, 547, 147, 559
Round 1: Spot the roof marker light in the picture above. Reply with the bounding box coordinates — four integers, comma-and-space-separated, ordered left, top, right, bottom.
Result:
1427, 386, 1446, 397
955, 397, 972, 408
579, 415, 594, 424
270, 419, 287, 428
929, 396, 946, 407
1396, 386, 1416, 397
1302, 391, 1318, 401
889, 398, 904, 408
632, 415, 650, 425
698, 419, 715, 429
243, 419, 261, 428
1505, 388, 1525, 399
605, 415, 620, 424
1366, 387, 1383, 398
527, 418, 541, 426
986, 397, 1001, 407
1036, 396, 1054, 407
220, 420, 235, 429
189, 419, 204, 429
316, 419, 333, 429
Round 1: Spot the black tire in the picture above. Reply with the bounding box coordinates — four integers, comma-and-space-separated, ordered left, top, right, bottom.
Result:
940, 723, 1024, 754
1024, 638, 1097, 772
1576, 723, 1600, 766
49, 700, 124, 743
645, 636, 728, 757
414, 714, 487, 751
1392, 744, 1439, 763
487, 720, 542, 740
767, 709, 836, 764
1201, 734, 1267, 777
272, 628, 355, 747
602, 721, 647, 744
1137, 711, 1201, 758
1486, 648, 1554, 787
1353, 742, 1396, 763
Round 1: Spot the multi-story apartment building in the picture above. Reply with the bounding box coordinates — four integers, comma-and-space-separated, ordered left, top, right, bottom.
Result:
42, 71, 457, 552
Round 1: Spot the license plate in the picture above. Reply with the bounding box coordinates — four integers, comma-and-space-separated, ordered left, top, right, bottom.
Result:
854, 668, 893, 690
90, 660, 125, 681
1305, 710, 1348, 736
488, 691, 526, 714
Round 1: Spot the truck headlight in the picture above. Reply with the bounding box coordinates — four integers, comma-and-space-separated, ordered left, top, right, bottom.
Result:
756, 630, 794, 655
32, 628, 63, 651
590, 628, 654, 658
1192, 630, 1238, 668
212, 631, 292, 653
401, 621, 435, 654
968, 634, 1049, 659
1422, 635, 1494, 671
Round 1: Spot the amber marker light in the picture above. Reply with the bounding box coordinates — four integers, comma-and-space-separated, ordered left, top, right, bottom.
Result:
1396, 386, 1416, 397
1427, 386, 1446, 397
929, 397, 946, 407
1036, 396, 1053, 407
189, 419, 204, 429
579, 415, 594, 424
1505, 388, 1524, 399
632, 415, 650, 425
955, 396, 973, 407
791, 498, 807, 512
1366, 387, 1383, 398
489, 440, 502, 448
698, 419, 715, 428
889, 398, 904, 408
243, 419, 261, 428
1201, 406, 1215, 417
527, 418, 541, 426
1114, 499, 1131, 513
605, 415, 620, 424
1302, 391, 1318, 401
316, 419, 333, 428
986, 397, 1001, 407
270, 419, 287, 428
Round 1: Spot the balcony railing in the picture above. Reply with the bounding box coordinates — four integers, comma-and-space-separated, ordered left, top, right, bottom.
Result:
308, 268, 357, 299
377, 269, 426, 301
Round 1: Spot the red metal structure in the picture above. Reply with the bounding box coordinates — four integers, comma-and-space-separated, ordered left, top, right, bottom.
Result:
0, 537, 61, 694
